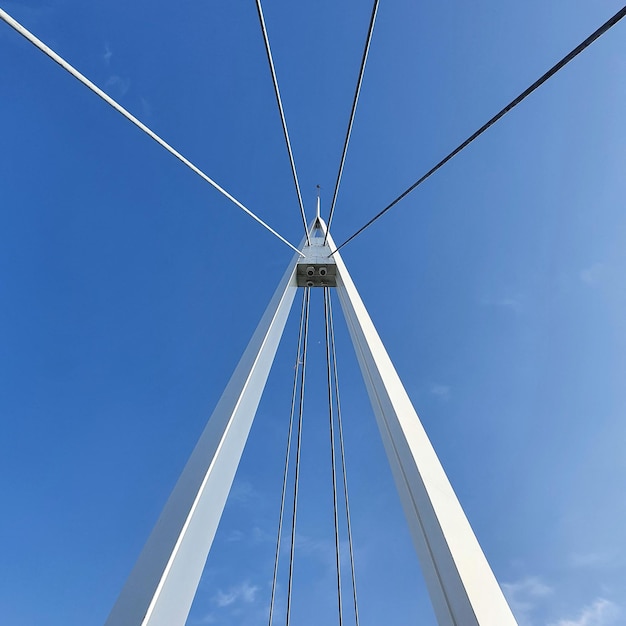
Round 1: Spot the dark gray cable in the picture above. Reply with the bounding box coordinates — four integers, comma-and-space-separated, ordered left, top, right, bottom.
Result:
324, 0, 379, 244
328, 292, 360, 626
268, 291, 307, 626
330, 5, 626, 255
286, 288, 310, 626
324, 287, 344, 626
255, 0, 310, 245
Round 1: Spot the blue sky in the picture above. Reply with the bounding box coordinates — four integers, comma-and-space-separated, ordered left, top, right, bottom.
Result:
1, 1, 626, 625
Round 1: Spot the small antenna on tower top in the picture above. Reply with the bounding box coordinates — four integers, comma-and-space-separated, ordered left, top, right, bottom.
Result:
316, 185, 321, 220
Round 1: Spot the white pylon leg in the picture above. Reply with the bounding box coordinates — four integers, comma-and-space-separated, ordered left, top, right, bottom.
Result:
106, 219, 517, 626
104, 249, 301, 626
327, 226, 517, 626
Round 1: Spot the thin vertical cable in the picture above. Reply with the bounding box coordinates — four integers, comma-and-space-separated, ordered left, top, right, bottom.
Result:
328, 292, 361, 626
255, 0, 310, 245
286, 288, 310, 626
324, 288, 344, 626
324, 0, 379, 244
268, 291, 307, 626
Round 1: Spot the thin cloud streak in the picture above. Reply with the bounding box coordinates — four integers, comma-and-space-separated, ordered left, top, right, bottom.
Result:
549, 598, 621, 626
430, 383, 451, 399
568, 551, 615, 568
212, 581, 260, 608
502, 576, 553, 626
480, 293, 526, 313
105, 74, 130, 96
580, 262, 606, 286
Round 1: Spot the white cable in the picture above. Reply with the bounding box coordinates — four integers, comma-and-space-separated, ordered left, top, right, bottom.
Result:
0, 7, 304, 257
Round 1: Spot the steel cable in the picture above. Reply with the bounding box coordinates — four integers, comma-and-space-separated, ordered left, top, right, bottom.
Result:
323, 287, 344, 626
328, 292, 361, 626
285, 287, 310, 626
324, 0, 379, 244
0, 7, 304, 257
268, 291, 307, 626
330, 4, 626, 255
255, 0, 310, 245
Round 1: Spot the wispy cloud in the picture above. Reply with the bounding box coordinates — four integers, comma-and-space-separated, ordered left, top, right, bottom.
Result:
502, 576, 553, 626
503, 577, 621, 626
549, 598, 621, 626
430, 383, 451, 399
212, 581, 259, 608
295, 533, 333, 558
580, 263, 606, 286
105, 75, 130, 96
480, 293, 525, 313
0, 3, 54, 29
140, 97, 153, 119
229, 480, 263, 506
103, 42, 112, 65
251, 525, 274, 543
292, 532, 338, 573
225, 529, 245, 542
503, 577, 553, 600
292, 532, 364, 580
568, 551, 614, 569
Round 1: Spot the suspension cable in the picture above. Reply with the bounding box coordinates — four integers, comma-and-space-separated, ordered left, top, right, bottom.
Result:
330, 4, 626, 254
268, 291, 307, 626
0, 7, 304, 257
324, 0, 379, 245
323, 287, 344, 626
285, 287, 310, 626
255, 0, 310, 246
328, 292, 361, 626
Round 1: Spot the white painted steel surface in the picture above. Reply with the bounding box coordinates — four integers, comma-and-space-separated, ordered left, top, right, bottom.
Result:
104, 249, 300, 626
106, 217, 516, 626
327, 225, 518, 626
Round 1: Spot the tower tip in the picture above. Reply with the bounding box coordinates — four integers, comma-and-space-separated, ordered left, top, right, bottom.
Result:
316, 185, 321, 219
